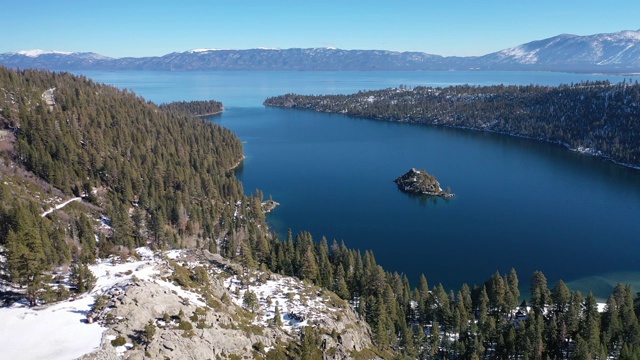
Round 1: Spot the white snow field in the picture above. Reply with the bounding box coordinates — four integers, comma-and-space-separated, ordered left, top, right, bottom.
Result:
0, 248, 159, 360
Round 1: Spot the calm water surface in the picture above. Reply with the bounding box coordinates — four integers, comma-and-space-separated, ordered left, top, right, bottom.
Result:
77, 70, 640, 299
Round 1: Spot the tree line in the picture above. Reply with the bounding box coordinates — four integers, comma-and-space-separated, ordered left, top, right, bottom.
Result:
264, 81, 640, 169
158, 99, 223, 116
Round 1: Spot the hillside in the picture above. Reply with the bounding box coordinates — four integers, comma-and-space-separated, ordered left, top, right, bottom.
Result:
0, 65, 252, 306
1, 30, 640, 73
2, 247, 374, 360
0, 67, 246, 251
264, 81, 640, 169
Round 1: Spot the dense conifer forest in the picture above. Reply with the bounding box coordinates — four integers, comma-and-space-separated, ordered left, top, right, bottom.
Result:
257, 231, 640, 359
2, 66, 640, 359
158, 99, 223, 116
0, 67, 249, 305
264, 81, 640, 169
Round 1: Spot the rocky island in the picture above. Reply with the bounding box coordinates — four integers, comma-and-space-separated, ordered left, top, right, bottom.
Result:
394, 168, 454, 198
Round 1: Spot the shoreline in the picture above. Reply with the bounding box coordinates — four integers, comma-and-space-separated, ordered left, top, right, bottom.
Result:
227, 156, 245, 172
197, 110, 223, 117
322, 109, 640, 172
263, 96, 640, 172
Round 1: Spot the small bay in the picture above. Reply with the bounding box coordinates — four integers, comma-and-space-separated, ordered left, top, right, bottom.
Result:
75, 70, 640, 298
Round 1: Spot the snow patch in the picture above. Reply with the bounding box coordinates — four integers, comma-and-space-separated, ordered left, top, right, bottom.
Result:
186, 48, 233, 53
165, 249, 182, 260
572, 146, 603, 156
499, 46, 539, 64
0, 247, 173, 360
14, 49, 73, 57
224, 273, 335, 334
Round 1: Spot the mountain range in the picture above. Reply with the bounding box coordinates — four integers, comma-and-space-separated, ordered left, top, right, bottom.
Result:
2, 30, 640, 73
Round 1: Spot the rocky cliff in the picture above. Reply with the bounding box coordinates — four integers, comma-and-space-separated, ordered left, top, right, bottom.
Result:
78, 249, 376, 360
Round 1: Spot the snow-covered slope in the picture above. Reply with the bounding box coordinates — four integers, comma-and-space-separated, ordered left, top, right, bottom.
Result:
478, 29, 640, 71
0, 248, 374, 359
0, 248, 157, 360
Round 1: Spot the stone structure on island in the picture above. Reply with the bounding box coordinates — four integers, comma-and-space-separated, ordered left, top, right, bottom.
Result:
394, 168, 454, 198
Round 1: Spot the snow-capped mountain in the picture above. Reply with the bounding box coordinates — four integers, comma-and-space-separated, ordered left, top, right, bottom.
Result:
475, 30, 640, 72
1, 30, 639, 73
13, 49, 74, 57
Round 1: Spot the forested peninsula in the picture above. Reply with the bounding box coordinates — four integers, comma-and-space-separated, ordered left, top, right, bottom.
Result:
264, 81, 640, 169
4, 67, 640, 359
158, 99, 223, 117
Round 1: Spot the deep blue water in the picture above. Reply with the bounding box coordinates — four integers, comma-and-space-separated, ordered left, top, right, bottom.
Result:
75, 70, 640, 299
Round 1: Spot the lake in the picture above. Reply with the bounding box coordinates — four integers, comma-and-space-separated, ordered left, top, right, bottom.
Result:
75, 70, 640, 299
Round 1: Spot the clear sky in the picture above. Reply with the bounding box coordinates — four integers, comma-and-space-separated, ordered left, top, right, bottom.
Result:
2, 0, 639, 58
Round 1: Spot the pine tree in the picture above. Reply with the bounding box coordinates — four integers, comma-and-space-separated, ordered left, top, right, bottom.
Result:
614, 284, 640, 346
143, 319, 156, 350
371, 294, 391, 350
529, 271, 550, 315
317, 237, 333, 289
525, 312, 545, 360
299, 326, 323, 360
69, 262, 97, 293
602, 293, 622, 355
571, 336, 590, 360
243, 290, 259, 313
5, 204, 48, 306
428, 321, 441, 359
507, 268, 520, 309
486, 271, 507, 317
399, 325, 417, 358
556, 291, 579, 355
417, 274, 430, 324
239, 241, 256, 272
300, 246, 319, 282
273, 304, 283, 327
333, 264, 350, 299
551, 279, 571, 314
581, 292, 602, 357
544, 313, 561, 359
433, 283, 452, 334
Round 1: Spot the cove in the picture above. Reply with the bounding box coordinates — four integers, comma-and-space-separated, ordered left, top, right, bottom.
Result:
217, 106, 640, 299
74, 70, 640, 299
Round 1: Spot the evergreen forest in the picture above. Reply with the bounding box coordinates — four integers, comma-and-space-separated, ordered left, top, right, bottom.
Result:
2, 66, 640, 359
158, 99, 223, 116
264, 81, 640, 169
0, 67, 248, 304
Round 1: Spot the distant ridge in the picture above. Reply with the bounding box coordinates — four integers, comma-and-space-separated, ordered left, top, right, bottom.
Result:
2, 30, 639, 73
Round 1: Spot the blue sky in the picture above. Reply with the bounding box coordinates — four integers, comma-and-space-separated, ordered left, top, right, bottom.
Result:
2, 0, 639, 58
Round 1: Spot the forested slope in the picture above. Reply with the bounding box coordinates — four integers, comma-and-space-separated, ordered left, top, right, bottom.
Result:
264, 81, 640, 168
0, 67, 254, 305
1, 67, 244, 243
